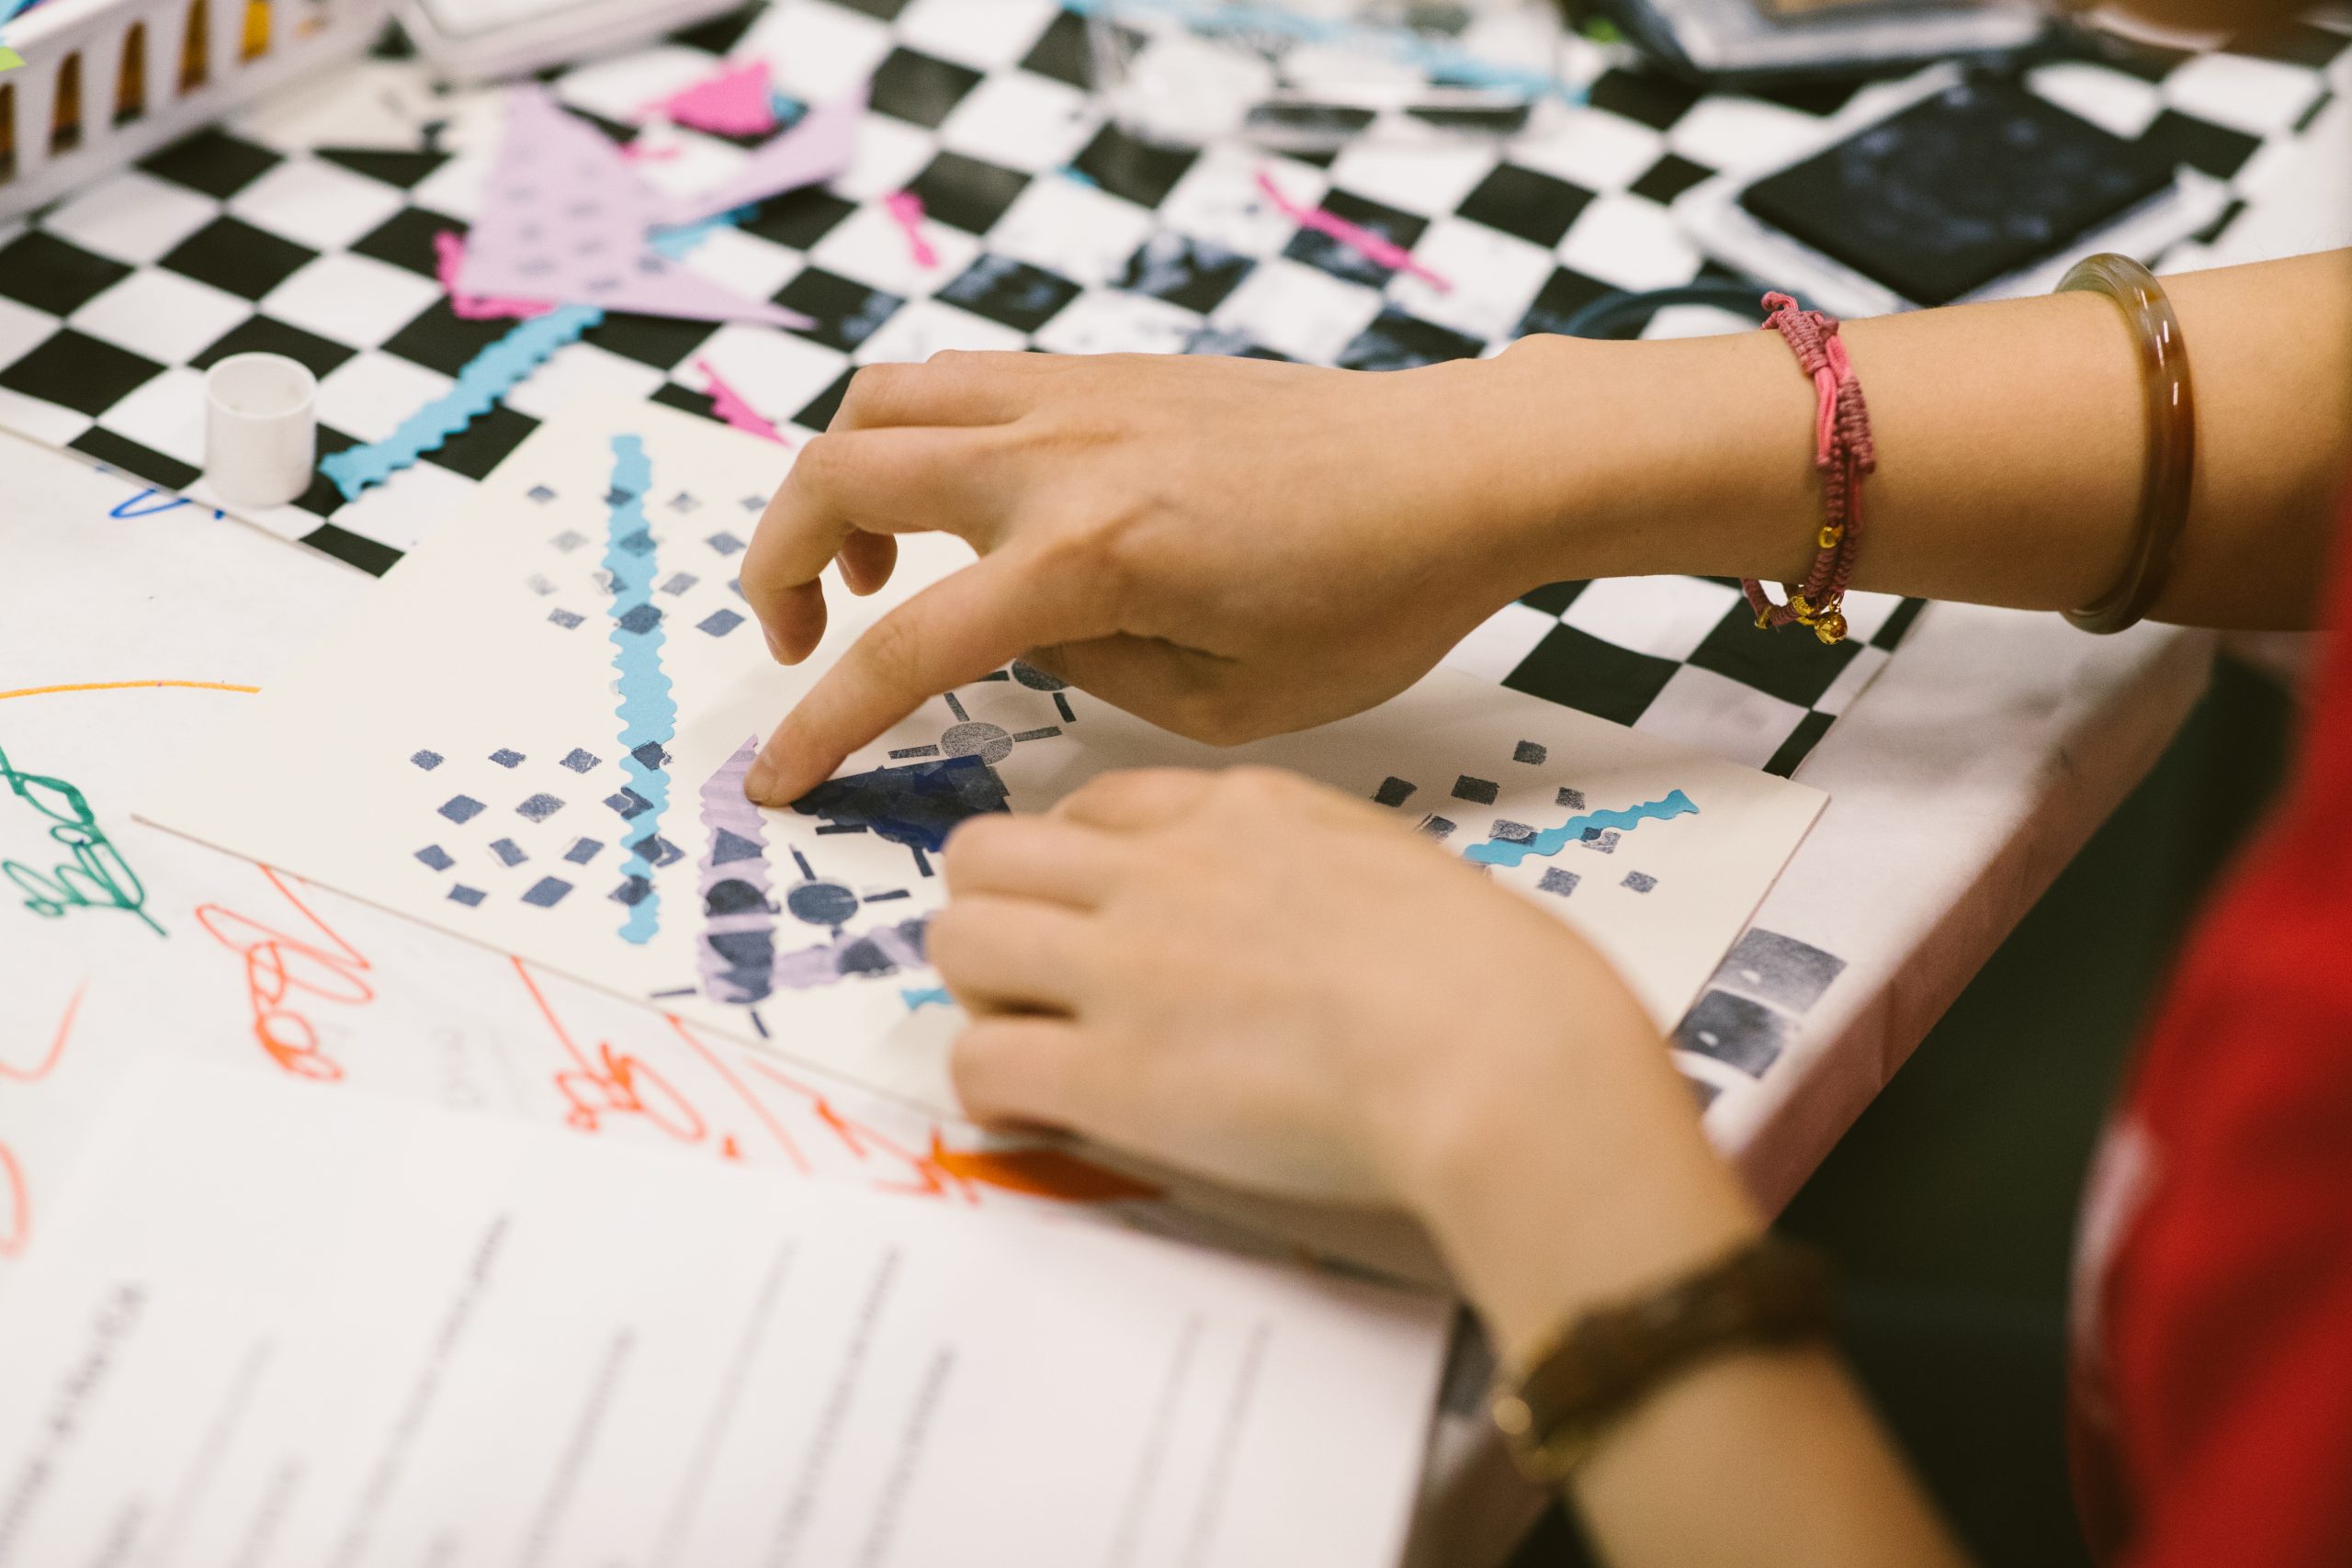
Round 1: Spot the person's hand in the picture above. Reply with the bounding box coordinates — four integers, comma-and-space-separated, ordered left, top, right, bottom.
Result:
739, 350, 1565, 804
930, 766, 1758, 1332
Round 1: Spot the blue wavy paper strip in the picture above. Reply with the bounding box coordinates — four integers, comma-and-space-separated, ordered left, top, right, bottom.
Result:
1461, 789, 1699, 867
314, 209, 751, 502
320, 305, 602, 500
603, 434, 675, 944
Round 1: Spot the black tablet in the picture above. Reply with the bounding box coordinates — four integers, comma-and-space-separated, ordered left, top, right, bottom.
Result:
1737, 76, 2176, 307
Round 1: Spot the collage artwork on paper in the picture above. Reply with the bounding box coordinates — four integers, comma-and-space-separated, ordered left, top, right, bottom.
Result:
145, 398, 1827, 1111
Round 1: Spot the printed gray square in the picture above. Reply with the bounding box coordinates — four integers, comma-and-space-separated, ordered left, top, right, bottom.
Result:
1373, 776, 1417, 807
438, 795, 484, 823
414, 844, 454, 870
1537, 867, 1578, 897
1452, 775, 1500, 805
516, 793, 564, 821
1555, 786, 1585, 810
1711, 929, 1847, 1014
522, 875, 573, 907
489, 837, 527, 866
1513, 739, 1547, 764
1671, 988, 1788, 1077
1621, 871, 1657, 893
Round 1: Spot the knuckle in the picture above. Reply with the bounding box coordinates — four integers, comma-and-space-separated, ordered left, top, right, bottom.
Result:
854, 609, 925, 686
836, 363, 912, 426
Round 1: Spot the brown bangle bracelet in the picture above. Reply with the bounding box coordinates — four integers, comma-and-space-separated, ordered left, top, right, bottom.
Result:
1489, 1235, 1832, 1483
2058, 254, 2198, 635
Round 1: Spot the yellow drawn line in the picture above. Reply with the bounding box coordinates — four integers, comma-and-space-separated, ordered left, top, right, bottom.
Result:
0, 681, 261, 702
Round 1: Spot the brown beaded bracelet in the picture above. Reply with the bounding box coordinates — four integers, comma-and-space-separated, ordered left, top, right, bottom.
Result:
1490, 1235, 1832, 1483
2056, 254, 2198, 635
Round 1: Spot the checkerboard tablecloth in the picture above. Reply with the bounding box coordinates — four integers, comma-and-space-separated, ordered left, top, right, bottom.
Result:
1, 0, 2338, 774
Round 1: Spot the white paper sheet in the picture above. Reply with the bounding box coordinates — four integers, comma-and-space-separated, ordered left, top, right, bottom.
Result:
142, 398, 1826, 1111
0, 436, 1438, 1297
0, 1059, 1449, 1568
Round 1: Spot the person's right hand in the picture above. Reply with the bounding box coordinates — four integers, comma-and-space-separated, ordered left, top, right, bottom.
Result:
738, 348, 1566, 804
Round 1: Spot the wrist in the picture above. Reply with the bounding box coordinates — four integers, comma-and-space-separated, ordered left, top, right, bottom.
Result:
1483, 330, 1828, 591
1399, 1007, 1762, 1365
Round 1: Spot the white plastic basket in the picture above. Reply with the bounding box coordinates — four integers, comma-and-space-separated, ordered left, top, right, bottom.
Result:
0, 0, 389, 220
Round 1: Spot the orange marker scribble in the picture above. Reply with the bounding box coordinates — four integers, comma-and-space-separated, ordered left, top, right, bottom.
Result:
0, 984, 87, 1258
0, 681, 259, 703
0, 1145, 27, 1258
514, 958, 707, 1144
926, 1135, 1161, 1204
194, 866, 374, 1081
741, 1055, 957, 1201
664, 1016, 809, 1174
0, 979, 83, 1085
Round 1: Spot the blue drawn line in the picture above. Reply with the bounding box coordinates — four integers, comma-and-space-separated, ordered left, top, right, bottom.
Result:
315, 214, 746, 502
900, 986, 954, 1011
1462, 789, 1699, 867
604, 434, 675, 943
321, 306, 602, 500
1067, 0, 1584, 100
108, 488, 194, 519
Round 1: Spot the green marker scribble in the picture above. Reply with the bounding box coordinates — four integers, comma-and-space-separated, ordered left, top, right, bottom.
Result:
0, 48, 24, 71
0, 743, 165, 936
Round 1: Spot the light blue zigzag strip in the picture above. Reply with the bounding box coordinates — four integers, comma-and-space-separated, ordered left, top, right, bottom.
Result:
319, 305, 601, 501
315, 209, 753, 502
604, 434, 674, 944
1461, 789, 1699, 867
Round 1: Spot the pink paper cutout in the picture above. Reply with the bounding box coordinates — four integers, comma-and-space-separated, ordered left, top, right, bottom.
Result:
883, 190, 940, 269
1255, 170, 1453, 293
643, 57, 778, 138
433, 230, 553, 321
455, 87, 811, 329
696, 358, 789, 446
664, 78, 867, 230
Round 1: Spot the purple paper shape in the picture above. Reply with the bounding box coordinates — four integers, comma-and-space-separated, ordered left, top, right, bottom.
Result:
663, 80, 867, 230
458, 87, 808, 328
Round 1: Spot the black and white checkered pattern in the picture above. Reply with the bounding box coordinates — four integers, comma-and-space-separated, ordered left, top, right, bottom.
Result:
0, 0, 2339, 771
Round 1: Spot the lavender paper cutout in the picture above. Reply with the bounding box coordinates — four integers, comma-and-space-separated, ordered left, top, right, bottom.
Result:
663, 79, 868, 230
458, 87, 811, 328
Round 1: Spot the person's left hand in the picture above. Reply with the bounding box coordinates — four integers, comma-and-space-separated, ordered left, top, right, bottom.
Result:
933, 766, 1689, 1213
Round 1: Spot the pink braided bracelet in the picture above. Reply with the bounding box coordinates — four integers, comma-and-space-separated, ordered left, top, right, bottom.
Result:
1742, 293, 1874, 646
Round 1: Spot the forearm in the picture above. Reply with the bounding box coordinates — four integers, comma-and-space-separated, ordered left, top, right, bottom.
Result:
1481, 251, 2352, 630
1411, 1045, 1969, 1568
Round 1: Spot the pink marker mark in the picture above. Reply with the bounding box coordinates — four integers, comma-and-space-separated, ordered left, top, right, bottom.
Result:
433, 230, 554, 321
642, 57, 779, 138
1254, 170, 1452, 293
618, 140, 682, 162
696, 358, 789, 446
883, 190, 940, 269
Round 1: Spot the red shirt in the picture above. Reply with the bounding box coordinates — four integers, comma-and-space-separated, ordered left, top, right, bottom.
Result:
2071, 504, 2352, 1563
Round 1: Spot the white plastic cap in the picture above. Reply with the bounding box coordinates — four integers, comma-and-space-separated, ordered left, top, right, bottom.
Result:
204, 353, 319, 510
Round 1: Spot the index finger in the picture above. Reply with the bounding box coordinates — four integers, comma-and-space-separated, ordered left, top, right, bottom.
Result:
744, 546, 1105, 805
741, 426, 1006, 664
